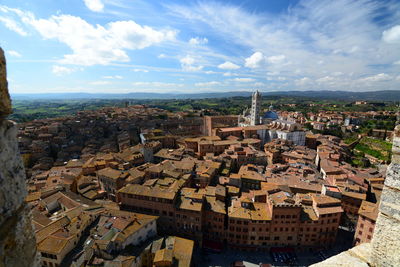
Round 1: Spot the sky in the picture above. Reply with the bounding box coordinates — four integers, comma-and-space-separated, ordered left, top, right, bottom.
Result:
1, 0, 400, 94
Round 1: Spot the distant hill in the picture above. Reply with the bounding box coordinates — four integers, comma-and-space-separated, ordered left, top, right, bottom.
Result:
11, 90, 400, 101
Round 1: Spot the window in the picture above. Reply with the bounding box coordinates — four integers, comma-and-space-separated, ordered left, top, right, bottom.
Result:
369, 227, 373, 233
358, 231, 362, 235
288, 236, 293, 240
360, 223, 364, 228
367, 235, 372, 240
274, 236, 279, 241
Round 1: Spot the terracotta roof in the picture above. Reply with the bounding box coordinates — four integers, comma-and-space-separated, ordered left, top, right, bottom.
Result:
118, 184, 178, 200
358, 200, 378, 221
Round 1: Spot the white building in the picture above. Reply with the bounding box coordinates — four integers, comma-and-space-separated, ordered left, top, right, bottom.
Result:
266, 120, 306, 146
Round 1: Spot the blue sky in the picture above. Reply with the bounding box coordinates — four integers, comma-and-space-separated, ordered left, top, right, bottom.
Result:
1, 0, 400, 94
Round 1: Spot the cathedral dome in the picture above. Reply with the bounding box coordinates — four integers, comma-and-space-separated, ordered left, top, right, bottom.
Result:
263, 110, 279, 120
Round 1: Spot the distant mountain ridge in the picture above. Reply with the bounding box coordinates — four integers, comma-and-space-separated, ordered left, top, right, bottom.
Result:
11, 90, 400, 101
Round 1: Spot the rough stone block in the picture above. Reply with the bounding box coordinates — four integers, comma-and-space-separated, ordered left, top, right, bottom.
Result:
0, 120, 27, 225
379, 186, 400, 221
384, 163, 400, 191
0, 119, 39, 266
0, 47, 12, 118
371, 213, 400, 267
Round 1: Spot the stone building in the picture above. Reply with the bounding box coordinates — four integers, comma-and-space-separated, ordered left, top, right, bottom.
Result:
354, 200, 378, 246
203, 115, 239, 136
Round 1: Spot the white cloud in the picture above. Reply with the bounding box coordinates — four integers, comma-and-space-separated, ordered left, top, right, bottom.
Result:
316, 76, 334, 83
382, 25, 400, 44
245, 52, 264, 68
102, 75, 123, 79
52, 65, 75, 75
232, 77, 255, 82
361, 73, 392, 82
168, 0, 400, 91
189, 37, 208, 45
195, 81, 221, 86
180, 55, 203, 71
0, 16, 27, 36
394, 60, 400, 65
83, 0, 104, 12
266, 55, 285, 64
7, 50, 21, 57
1, 7, 177, 66
332, 72, 343, 76
158, 53, 166, 58
223, 72, 239, 77
295, 77, 311, 86
132, 68, 149, 73
218, 61, 240, 70
267, 71, 279, 76
267, 76, 286, 81
204, 70, 217, 74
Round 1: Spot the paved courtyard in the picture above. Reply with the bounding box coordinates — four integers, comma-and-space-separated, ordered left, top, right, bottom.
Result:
193, 229, 354, 267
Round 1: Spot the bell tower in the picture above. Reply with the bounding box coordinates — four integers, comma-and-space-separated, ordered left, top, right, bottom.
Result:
250, 90, 261, 125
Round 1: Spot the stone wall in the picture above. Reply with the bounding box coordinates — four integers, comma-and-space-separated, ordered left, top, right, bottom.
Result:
0, 47, 39, 267
0, 48, 11, 118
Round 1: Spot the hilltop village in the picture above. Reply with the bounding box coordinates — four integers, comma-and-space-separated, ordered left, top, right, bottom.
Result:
18, 91, 395, 266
